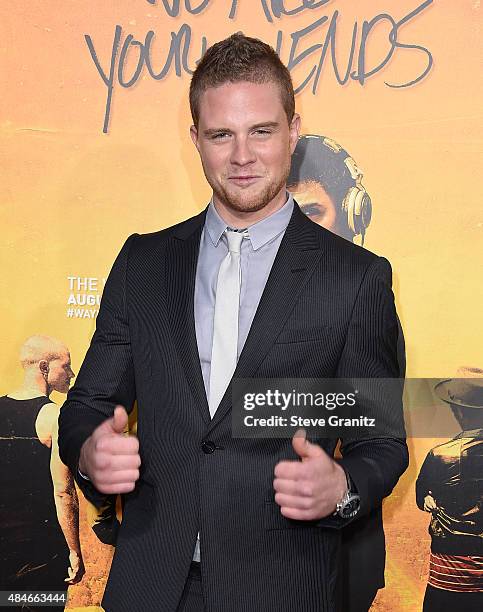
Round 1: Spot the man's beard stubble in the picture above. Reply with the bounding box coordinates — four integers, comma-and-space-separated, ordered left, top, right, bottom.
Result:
208, 159, 291, 214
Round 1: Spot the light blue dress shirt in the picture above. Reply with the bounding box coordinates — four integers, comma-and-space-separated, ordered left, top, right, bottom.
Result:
194, 193, 295, 400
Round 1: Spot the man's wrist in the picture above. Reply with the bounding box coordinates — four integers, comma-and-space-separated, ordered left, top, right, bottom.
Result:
333, 462, 350, 506
333, 468, 360, 519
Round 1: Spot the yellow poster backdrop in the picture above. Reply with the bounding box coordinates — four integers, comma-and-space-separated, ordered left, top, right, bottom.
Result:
1, 1, 482, 610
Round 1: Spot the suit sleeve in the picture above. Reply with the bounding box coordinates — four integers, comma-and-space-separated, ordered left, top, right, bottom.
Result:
58, 233, 138, 507
319, 256, 409, 527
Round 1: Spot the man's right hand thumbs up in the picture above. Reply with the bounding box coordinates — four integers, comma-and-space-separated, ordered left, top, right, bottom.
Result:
110, 404, 129, 434
78, 405, 140, 494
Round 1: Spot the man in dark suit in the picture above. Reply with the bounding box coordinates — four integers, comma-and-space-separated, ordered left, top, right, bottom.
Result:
58, 33, 408, 611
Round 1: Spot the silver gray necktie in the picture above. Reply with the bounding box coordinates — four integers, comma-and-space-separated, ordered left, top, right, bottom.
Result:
208, 230, 245, 418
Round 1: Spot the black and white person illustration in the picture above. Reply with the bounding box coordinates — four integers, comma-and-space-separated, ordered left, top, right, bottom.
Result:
416, 367, 483, 612
0, 335, 84, 608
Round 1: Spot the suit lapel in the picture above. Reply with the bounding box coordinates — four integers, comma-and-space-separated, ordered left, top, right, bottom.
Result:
206, 203, 325, 434
164, 209, 211, 424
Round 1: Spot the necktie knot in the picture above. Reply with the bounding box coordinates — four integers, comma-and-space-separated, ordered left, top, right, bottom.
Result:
225, 230, 245, 254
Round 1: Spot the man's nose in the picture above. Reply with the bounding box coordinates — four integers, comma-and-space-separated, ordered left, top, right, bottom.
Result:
230, 137, 256, 166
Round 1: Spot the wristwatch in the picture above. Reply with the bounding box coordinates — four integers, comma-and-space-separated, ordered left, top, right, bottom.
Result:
334, 471, 361, 519
78, 466, 91, 481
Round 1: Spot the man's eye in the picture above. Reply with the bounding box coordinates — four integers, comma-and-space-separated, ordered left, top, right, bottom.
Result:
211, 132, 229, 140
254, 129, 271, 135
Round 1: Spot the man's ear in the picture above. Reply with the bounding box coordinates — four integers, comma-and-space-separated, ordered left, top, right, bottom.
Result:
289, 113, 301, 154
39, 360, 49, 378
190, 125, 200, 152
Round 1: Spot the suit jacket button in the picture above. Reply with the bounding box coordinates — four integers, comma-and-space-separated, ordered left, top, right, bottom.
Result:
201, 440, 216, 454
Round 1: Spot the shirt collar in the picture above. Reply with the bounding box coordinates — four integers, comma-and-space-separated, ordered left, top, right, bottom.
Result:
204, 192, 294, 251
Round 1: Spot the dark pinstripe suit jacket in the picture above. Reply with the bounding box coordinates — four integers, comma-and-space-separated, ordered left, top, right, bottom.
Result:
58, 202, 408, 612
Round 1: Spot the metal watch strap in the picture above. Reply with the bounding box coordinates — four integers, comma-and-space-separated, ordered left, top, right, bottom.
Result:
334, 470, 361, 519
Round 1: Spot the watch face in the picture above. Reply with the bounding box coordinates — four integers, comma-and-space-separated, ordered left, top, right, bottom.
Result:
340, 494, 361, 518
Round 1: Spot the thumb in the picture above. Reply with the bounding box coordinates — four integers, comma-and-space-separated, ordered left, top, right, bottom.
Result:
292, 429, 324, 460
110, 405, 129, 434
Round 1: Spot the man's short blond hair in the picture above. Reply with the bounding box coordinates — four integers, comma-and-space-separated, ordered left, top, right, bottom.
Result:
189, 33, 295, 128
19, 335, 68, 368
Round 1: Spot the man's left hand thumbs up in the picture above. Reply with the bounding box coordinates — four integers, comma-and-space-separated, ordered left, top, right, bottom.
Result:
273, 429, 348, 520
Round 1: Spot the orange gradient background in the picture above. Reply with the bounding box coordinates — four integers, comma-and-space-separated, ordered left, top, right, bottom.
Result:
1, 1, 482, 610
